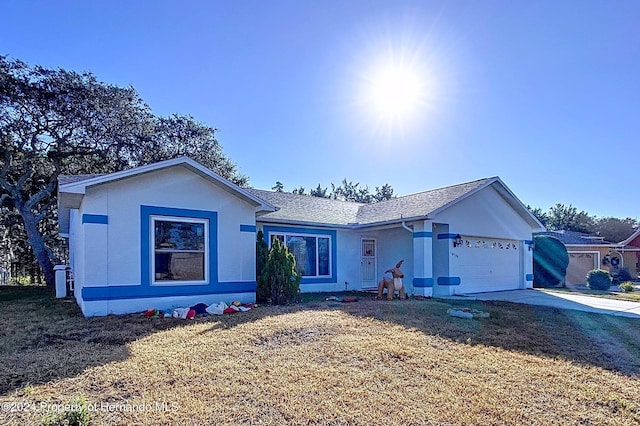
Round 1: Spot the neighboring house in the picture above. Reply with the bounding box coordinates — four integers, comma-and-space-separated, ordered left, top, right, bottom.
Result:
618, 230, 640, 277
58, 157, 545, 316
537, 230, 640, 285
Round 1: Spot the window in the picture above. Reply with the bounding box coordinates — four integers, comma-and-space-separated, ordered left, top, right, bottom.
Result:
270, 232, 331, 277
152, 216, 208, 284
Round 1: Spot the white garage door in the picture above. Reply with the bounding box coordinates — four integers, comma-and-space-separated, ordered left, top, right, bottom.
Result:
454, 237, 521, 293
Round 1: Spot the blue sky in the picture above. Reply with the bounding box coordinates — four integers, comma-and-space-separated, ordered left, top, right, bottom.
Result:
3, 0, 639, 218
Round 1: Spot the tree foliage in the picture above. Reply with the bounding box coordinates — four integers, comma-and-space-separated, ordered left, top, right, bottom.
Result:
0, 55, 245, 286
528, 204, 638, 243
274, 179, 394, 203
545, 204, 595, 233
593, 217, 638, 243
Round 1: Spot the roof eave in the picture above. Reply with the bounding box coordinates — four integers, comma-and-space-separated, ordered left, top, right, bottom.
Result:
619, 229, 640, 246
58, 157, 276, 211
256, 217, 355, 229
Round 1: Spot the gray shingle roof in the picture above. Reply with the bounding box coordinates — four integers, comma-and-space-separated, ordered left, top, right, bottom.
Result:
249, 177, 495, 227
247, 189, 365, 225
536, 230, 614, 245
356, 178, 491, 225
58, 174, 103, 185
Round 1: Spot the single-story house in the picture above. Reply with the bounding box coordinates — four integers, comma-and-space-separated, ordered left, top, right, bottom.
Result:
57, 157, 545, 316
537, 230, 640, 285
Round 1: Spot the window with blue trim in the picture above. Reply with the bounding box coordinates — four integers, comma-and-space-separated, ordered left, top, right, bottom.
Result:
270, 232, 332, 277
152, 216, 209, 284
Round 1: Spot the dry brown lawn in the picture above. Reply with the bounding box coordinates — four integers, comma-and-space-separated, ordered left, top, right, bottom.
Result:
1, 287, 640, 425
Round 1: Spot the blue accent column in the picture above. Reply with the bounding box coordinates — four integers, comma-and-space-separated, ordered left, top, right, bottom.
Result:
412, 220, 434, 297
523, 239, 534, 289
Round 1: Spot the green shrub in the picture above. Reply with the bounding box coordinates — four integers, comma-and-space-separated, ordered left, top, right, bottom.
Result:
586, 269, 612, 291
613, 267, 633, 284
619, 281, 635, 293
533, 235, 569, 287
255, 231, 270, 303
43, 395, 92, 426
260, 238, 301, 305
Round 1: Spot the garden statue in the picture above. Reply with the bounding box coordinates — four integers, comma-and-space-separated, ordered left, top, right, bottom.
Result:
376, 260, 406, 300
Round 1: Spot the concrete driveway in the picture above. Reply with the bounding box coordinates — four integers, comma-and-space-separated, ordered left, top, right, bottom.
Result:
458, 289, 640, 319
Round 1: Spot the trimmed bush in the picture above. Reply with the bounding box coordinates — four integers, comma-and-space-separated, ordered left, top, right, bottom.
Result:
619, 281, 635, 293
533, 235, 569, 287
586, 269, 612, 291
260, 238, 301, 305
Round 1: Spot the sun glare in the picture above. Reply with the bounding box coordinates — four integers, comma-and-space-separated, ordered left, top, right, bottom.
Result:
369, 66, 424, 118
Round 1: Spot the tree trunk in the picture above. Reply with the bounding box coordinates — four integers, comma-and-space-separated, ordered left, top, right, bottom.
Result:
17, 205, 55, 287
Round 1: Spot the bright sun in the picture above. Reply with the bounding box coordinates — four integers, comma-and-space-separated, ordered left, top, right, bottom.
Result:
369, 66, 424, 118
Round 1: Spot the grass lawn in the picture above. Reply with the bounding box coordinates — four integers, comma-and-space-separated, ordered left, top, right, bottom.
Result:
1, 287, 640, 425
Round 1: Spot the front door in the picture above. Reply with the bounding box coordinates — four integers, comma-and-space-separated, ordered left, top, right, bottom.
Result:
361, 238, 377, 287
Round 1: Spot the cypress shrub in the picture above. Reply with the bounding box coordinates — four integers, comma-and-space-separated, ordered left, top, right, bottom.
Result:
261, 238, 301, 305
256, 231, 270, 303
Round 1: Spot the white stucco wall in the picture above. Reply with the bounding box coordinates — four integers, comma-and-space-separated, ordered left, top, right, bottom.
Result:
66, 165, 260, 316
74, 165, 256, 289
431, 185, 536, 295
256, 224, 414, 294
432, 185, 534, 239
369, 227, 414, 292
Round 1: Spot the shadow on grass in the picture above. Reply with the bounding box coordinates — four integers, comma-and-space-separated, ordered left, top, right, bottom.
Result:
2, 287, 639, 396
0, 286, 218, 395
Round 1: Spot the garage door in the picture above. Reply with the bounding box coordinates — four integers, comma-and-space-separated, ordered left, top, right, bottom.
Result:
454, 237, 521, 293
566, 253, 596, 285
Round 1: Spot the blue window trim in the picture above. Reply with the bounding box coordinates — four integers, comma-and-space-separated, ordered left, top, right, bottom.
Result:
82, 214, 108, 224
262, 225, 337, 284
141, 205, 218, 288
240, 224, 257, 233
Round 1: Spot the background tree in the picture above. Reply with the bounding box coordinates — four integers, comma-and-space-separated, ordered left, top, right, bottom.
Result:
529, 203, 638, 242
373, 184, 394, 203
0, 56, 245, 287
545, 204, 595, 233
273, 179, 394, 203
594, 217, 638, 243
309, 184, 328, 198
527, 205, 549, 227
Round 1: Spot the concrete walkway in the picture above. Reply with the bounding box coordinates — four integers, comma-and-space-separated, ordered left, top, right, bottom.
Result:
455, 289, 640, 319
